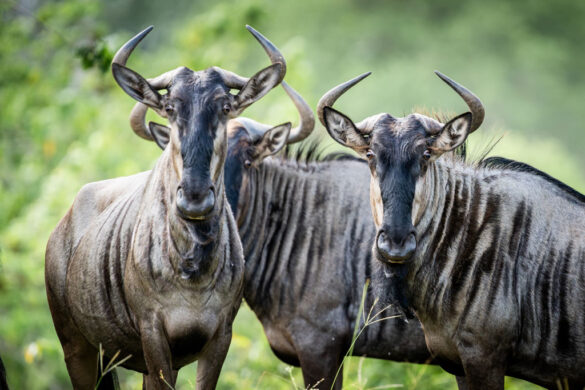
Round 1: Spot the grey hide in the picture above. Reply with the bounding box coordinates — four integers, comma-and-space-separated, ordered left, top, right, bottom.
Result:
322, 70, 585, 390
45, 25, 286, 390
221, 80, 436, 390
226, 143, 435, 390
143, 82, 436, 390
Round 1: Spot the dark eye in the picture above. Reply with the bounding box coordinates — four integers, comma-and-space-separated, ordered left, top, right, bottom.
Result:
244, 159, 252, 168
165, 104, 174, 115
223, 103, 231, 115
423, 149, 432, 160
365, 149, 375, 160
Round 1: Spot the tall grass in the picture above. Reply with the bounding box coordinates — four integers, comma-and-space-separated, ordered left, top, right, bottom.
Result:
95, 344, 131, 390
331, 279, 402, 390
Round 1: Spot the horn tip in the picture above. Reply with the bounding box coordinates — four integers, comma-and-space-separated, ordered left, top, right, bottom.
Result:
111, 26, 154, 66
246, 25, 261, 37
350, 71, 372, 85
137, 25, 154, 39
434, 70, 449, 81
360, 71, 372, 80
245, 25, 280, 56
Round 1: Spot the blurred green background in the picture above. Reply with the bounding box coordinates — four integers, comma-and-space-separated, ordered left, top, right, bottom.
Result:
1, 0, 584, 388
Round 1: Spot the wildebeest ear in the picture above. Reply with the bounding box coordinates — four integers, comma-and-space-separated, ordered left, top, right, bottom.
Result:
323, 106, 369, 149
148, 122, 170, 150
234, 63, 284, 115
112, 63, 162, 110
253, 122, 291, 162
431, 112, 472, 155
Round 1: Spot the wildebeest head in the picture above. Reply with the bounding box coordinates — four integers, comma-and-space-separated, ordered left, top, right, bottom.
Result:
111, 26, 286, 221
319, 71, 484, 264
223, 80, 315, 213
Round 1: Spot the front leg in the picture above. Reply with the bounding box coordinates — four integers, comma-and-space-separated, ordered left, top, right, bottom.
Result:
457, 329, 509, 390
460, 359, 505, 390
293, 331, 346, 390
196, 324, 232, 390
455, 375, 468, 390
140, 316, 175, 390
143, 370, 178, 390
298, 350, 344, 390
458, 344, 506, 390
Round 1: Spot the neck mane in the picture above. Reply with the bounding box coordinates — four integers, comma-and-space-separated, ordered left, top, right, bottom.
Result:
138, 147, 229, 283
232, 148, 369, 306
395, 154, 585, 319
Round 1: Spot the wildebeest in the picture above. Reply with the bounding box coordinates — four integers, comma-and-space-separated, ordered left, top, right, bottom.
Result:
321, 71, 585, 389
146, 78, 435, 389
45, 25, 286, 389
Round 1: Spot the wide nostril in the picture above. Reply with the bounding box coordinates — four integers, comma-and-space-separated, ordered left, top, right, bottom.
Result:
207, 187, 215, 202
376, 231, 392, 255
202, 188, 215, 207
402, 232, 417, 255
375, 229, 416, 263
175, 187, 216, 220
401, 231, 416, 247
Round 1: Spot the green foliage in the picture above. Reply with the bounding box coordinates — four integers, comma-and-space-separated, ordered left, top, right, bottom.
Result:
0, 0, 111, 228
1, 0, 584, 389
77, 40, 113, 73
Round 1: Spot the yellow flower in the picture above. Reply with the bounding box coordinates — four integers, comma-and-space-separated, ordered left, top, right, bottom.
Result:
231, 332, 251, 349
24, 343, 39, 364
43, 140, 57, 158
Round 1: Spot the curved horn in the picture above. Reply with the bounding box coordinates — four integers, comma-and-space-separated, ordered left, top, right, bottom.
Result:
434, 71, 485, 133
113, 27, 178, 139
148, 68, 182, 89
354, 114, 388, 134
217, 26, 287, 90
128, 103, 154, 140
281, 81, 315, 144
125, 25, 288, 140
112, 26, 158, 140
111, 26, 153, 67
126, 68, 180, 140
233, 117, 273, 140
213, 67, 248, 90
246, 25, 286, 79
317, 72, 371, 127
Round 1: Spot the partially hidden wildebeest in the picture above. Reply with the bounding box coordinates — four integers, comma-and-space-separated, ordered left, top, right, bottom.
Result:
321, 71, 585, 389
143, 76, 435, 389
45, 25, 286, 389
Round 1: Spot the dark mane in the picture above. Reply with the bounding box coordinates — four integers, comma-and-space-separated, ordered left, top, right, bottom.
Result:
481, 156, 585, 204
281, 138, 364, 164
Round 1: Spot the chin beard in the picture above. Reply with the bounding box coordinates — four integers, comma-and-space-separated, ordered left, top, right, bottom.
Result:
371, 258, 415, 320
